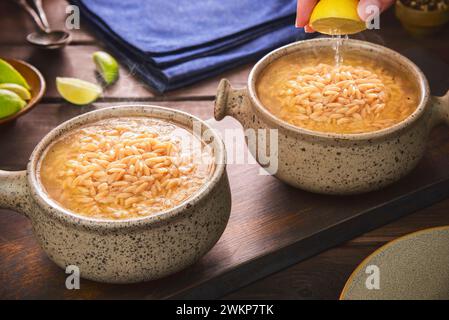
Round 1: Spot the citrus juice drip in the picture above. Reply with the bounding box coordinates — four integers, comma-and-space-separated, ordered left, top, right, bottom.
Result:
331, 33, 349, 67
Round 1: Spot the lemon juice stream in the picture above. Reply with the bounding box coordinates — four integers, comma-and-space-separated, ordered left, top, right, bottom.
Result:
331, 34, 349, 67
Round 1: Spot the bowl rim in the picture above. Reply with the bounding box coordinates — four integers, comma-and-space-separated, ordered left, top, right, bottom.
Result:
27, 105, 227, 230
247, 38, 431, 141
0, 58, 46, 125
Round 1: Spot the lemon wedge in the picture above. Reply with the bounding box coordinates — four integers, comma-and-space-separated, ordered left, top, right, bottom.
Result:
93, 51, 119, 85
310, 0, 366, 35
56, 77, 102, 105
0, 89, 26, 119
0, 83, 31, 100
0, 58, 30, 90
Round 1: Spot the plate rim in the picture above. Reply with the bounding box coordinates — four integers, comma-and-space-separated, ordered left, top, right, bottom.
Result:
339, 224, 449, 300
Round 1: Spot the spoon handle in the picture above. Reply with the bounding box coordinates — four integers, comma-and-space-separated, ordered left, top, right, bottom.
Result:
16, 0, 51, 33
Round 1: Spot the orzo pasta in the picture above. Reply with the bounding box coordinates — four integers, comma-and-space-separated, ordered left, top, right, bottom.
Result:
257, 53, 419, 134
39, 117, 214, 220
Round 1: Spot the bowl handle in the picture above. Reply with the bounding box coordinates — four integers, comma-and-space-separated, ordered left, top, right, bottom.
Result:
214, 79, 251, 124
0, 170, 32, 218
431, 90, 449, 127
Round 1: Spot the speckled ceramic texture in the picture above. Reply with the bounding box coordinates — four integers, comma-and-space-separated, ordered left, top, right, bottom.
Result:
215, 39, 449, 195
0, 105, 232, 283
340, 226, 449, 300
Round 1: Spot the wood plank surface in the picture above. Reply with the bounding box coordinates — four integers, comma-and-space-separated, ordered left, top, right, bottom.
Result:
0, 45, 251, 100
1, 0, 449, 300
0, 0, 94, 44
224, 198, 449, 300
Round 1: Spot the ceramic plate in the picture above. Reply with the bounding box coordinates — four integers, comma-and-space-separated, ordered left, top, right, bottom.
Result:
340, 226, 449, 300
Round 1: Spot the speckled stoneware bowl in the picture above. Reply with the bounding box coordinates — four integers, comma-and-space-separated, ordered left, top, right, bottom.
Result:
215, 38, 449, 195
0, 105, 231, 283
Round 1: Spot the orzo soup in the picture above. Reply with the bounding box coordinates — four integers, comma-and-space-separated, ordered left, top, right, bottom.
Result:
257, 52, 420, 134
39, 117, 214, 220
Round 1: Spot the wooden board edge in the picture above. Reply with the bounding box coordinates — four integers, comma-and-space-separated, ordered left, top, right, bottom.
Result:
166, 178, 449, 300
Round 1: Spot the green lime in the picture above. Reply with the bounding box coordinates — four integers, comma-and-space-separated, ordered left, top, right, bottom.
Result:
0, 83, 31, 100
0, 58, 30, 90
56, 77, 103, 105
0, 89, 26, 119
93, 51, 119, 85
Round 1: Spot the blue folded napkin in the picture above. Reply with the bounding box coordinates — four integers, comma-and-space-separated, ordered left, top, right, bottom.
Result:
70, 0, 313, 92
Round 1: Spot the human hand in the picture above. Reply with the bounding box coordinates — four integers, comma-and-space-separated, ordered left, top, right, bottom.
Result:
295, 0, 395, 32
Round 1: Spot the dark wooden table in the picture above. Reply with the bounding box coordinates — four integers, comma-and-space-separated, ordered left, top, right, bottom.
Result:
1, 0, 449, 300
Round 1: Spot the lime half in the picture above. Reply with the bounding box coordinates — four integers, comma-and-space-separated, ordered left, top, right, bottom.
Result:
0, 58, 31, 90
0, 83, 31, 100
310, 0, 366, 35
93, 51, 119, 85
56, 77, 103, 105
0, 89, 26, 119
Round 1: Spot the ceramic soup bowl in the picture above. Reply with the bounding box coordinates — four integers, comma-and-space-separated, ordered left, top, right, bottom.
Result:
215, 38, 449, 195
0, 105, 231, 283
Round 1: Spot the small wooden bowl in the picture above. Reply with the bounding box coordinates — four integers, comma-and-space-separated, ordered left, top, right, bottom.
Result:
395, 0, 449, 37
0, 58, 46, 125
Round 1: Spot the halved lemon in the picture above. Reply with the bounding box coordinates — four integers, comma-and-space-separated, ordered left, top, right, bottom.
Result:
56, 77, 103, 105
310, 0, 366, 35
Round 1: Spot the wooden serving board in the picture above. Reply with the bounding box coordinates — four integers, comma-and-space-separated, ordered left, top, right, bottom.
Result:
1, 98, 449, 299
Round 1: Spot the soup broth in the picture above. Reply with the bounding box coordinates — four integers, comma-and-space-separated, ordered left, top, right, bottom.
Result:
257, 51, 420, 134
39, 117, 214, 220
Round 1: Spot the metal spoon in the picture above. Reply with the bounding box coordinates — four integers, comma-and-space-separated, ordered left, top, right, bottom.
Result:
16, 0, 71, 49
